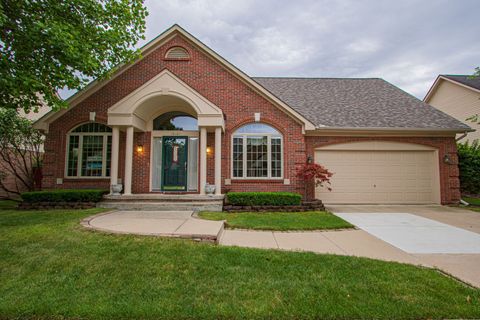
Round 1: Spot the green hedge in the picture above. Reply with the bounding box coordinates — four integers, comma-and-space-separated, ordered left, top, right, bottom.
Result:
21, 189, 108, 203
226, 192, 302, 206
458, 141, 480, 195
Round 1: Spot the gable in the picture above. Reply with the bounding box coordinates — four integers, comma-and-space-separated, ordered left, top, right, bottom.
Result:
35, 25, 315, 132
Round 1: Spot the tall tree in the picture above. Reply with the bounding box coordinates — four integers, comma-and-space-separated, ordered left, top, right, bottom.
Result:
0, 0, 147, 113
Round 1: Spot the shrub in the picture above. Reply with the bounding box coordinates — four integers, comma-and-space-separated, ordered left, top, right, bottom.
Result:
457, 141, 480, 195
296, 163, 333, 200
21, 189, 108, 203
226, 192, 302, 206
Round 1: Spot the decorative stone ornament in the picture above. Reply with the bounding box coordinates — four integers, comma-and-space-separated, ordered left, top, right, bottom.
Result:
111, 184, 123, 196
205, 183, 216, 195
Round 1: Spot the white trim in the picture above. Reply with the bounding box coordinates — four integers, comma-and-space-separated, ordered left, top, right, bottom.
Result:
65, 131, 112, 179
230, 129, 284, 180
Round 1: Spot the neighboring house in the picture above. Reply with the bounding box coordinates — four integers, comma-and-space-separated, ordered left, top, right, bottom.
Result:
34, 25, 472, 205
424, 75, 480, 142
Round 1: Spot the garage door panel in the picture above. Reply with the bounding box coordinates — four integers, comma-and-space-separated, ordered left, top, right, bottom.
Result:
315, 149, 439, 204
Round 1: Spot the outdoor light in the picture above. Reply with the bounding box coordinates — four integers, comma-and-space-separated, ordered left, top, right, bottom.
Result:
443, 154, 452, 165
307, 155, 313, 164
137, 145, 144, 153
206, 147, 212, 154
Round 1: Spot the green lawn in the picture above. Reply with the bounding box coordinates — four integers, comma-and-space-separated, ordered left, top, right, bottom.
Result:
463, 197, 480, 206
198, 211, 353, 231
0, 200, 17, 210
0, 208, 479, 319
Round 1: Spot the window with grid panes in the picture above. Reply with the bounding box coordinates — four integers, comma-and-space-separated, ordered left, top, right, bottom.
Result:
232, 123, 283, 179
66, 123, 112, 177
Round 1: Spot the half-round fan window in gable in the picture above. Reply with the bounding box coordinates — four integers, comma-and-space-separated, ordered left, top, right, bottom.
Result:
165, 46, 190, 60
66, 123, 112, 178
232, 123, 283, 179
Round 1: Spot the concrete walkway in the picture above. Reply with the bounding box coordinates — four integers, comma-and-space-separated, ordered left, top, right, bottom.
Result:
82, 210, 224, 241
219, 229, 425, 266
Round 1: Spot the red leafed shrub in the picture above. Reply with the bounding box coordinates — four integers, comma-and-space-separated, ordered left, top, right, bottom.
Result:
296, 163, 333, 200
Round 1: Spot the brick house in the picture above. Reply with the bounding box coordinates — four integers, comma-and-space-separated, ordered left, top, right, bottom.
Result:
34, 25, 472, 205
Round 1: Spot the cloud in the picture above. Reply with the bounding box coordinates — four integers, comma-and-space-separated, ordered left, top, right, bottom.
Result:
59, 0, 479, 100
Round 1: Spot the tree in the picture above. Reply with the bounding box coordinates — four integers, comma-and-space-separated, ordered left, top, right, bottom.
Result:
0, 109, 45, 199
0, 0, 148, 114
296, 163, 333, 201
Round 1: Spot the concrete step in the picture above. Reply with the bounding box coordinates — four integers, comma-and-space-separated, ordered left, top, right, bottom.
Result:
103, 194, 224, 202
98, 201, 223, 212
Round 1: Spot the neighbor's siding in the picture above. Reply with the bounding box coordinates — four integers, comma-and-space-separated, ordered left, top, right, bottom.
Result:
428, 80, 480, 142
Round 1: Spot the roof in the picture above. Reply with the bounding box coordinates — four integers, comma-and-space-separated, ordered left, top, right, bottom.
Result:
442, 75, 480, 91
253, 77, 472, 131
35, 24, 316, 132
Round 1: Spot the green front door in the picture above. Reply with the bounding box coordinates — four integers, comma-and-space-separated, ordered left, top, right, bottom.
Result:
162, 136, 188, 191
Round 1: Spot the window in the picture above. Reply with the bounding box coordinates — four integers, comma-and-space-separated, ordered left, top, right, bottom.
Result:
232, 123, 283, 179
153, 112, 198, 131
165, 46, 190, 60
66, 123, 112, 178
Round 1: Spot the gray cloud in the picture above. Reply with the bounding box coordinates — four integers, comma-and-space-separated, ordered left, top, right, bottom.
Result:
60, 0, 479, 99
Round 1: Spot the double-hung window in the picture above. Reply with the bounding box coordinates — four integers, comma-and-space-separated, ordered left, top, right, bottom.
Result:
232, 123, 282, 179
66, 123, 112, 178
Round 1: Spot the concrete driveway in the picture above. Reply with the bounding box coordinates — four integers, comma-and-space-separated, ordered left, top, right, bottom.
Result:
327, 205, 480, 287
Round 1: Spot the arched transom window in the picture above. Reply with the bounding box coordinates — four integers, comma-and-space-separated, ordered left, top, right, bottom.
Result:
66, 123, 112, 178
232, 123, 282, 179
153, 112, 198, 131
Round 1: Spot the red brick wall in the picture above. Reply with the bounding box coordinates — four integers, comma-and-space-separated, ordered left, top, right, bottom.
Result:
43, 32, 305, 195
305, 136, 460, 204
42, 32, 460, 204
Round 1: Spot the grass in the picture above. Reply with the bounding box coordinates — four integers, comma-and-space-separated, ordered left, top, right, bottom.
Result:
463, 197, 480, 206
0, 208, 479, 319
198, 210, 353, 231
0, 200, 18, 210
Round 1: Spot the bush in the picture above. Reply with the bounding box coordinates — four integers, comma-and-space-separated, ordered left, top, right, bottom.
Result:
227, 192, 302, 206
458, 141, 480, 195
21, 189, 108, 203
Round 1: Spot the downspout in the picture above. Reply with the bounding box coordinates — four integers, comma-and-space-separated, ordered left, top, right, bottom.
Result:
456, 132, 468, 206
456, 132, 468, 142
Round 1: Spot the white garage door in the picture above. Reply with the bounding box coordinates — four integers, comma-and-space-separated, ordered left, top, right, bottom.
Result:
315, 141, 440, 204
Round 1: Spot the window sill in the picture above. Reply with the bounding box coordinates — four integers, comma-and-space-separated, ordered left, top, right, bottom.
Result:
230, 179, 284, 183
64, 177, 110, 180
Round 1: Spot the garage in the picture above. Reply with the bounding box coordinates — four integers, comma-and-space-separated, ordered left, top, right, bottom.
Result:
315, 141, 441, 204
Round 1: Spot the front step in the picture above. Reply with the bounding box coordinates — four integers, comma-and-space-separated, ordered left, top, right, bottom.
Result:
98, 200, 223, 212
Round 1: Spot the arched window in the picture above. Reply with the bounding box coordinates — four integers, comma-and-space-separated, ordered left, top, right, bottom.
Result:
232, 123, 282, 179
153, 112, 198, 131
165, 46, 190, 60
66, 123, 112, 178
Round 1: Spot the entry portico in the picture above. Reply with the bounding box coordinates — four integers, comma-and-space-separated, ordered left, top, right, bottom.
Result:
107, 69, 224, 195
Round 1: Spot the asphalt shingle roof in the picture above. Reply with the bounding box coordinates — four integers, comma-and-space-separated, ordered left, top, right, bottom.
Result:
442, 75, 480, 91
253, 77, 471, 131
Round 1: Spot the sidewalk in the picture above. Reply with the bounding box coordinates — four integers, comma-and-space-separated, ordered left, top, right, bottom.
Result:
219, 229, 425, 266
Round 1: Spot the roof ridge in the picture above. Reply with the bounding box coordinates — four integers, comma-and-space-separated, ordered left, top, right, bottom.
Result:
252, 76, 383, 80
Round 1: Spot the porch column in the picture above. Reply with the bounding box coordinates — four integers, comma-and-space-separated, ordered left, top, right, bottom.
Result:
200, 127, 207, 195
124, 126, 134, 195
110, 126, 120, 193
214, 127, 222, 195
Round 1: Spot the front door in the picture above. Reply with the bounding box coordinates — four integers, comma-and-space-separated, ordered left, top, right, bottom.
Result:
162, 136, 188, 191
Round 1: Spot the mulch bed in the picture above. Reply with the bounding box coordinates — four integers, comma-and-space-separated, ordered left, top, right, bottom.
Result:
18, 202, 97, 210
223, 200, 325, 212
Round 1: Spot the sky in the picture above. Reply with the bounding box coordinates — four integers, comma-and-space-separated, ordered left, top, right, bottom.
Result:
60, 0, 480, 100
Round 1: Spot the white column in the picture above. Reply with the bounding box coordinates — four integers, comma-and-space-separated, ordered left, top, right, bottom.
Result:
214, 127, 222, 195
124, 126, 134, 195
110, 126, 120, 193
199, 127, 207, 195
